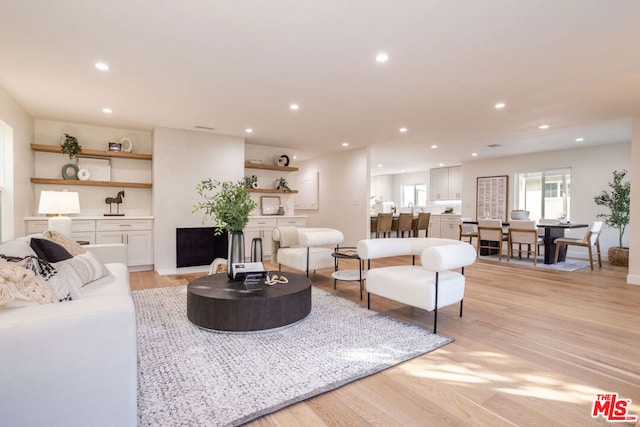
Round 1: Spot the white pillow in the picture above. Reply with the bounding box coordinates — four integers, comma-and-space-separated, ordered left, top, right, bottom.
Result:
0, 239, 38, 258
54, 251, 109, 287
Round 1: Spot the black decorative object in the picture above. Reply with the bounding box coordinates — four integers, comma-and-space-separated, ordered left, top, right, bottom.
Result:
227, 230, 245, 280
104, 190, 125, 216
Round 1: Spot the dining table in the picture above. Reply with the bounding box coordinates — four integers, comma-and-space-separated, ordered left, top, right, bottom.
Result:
464, 220, 589, 264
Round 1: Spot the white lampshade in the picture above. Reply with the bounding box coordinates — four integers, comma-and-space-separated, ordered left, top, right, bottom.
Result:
38, 191, 80, 236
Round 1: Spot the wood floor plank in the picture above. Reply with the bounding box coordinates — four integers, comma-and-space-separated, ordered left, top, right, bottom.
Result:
130, 256, 640, 426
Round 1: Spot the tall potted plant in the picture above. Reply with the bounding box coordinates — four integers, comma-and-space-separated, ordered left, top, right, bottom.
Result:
593, 170, 630, 266
193, 179, 257, 279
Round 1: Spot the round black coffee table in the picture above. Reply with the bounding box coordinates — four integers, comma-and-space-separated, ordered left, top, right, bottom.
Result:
187, 272, 311, 332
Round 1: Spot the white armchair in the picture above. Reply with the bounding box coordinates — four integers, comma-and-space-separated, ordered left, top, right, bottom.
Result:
272, 227, 344, 276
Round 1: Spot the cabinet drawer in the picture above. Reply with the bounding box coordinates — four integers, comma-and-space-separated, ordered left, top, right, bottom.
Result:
71, 220, 96, 232
27, 219, 97, 233
96, 219, 153, 231
277, 218, 306, 227
26, 220, 48, 234
246, 218, 278, 229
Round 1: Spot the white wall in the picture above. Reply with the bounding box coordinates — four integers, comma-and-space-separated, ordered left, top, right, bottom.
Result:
153, 127, 244, 274
462, 142, 631, 260
297, 148, 369, 246
628, 118, 640, 285
0, 84, 33, 240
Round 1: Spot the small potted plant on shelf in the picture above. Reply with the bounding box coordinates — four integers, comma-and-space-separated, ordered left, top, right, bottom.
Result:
276, 177, 291, 191
193, 179, 257, 279
60, 133, 82, 159
593, 169, 630, 266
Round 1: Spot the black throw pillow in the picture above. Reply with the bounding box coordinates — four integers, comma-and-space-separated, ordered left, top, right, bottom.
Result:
30, 238, 73, 263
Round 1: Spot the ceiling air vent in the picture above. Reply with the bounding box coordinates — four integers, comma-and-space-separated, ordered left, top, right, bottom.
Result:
487, 144, 502, 148
194, 125, 216, 131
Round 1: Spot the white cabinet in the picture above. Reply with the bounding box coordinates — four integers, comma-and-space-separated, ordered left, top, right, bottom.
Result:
426, 215, 461, 239
244, 218, 278, 261
440, 215, 461, 240
243, 216, 306, 261
430, 166, 462, 200
96, 219, 153, 268
428, 216, 441, 238
26, 219, 96, 244
26, 217, 154, 269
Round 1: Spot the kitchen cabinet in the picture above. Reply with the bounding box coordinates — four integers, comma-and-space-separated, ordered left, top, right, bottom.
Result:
430, 166, 462, 200
440, 215, 461, 240
426, 214, 461, 239
243, 216, 306, 261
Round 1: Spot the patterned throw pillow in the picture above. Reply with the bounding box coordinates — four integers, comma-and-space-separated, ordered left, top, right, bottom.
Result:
1, 254, 80, 302
54, 252, 109, 287
43, 230, 87, 256
0, 262, 56, 308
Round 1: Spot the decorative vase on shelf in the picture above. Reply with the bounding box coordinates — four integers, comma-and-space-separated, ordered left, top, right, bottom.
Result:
227, 230, 245, 280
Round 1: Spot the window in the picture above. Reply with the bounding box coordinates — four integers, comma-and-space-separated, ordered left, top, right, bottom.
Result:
516, 168, 571, 220
401, 184, 427, 208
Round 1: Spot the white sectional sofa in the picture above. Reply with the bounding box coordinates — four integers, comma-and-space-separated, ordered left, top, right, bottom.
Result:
0, 235, 137, 427
357, 237, 477, 333
272, 227, 344, 276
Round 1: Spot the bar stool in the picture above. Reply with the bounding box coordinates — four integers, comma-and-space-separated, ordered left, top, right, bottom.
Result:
413, 212, 431, 237
375, 213, 393, 238
396, 213, 414, 238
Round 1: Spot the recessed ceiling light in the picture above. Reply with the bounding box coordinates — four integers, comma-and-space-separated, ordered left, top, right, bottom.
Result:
375, 52, 389, 63
471, 152, 478, 157
576, 137, 584, 142
494, 102, 506, 109
290, 103, 299, 110
245, 128, 253, 133
431, 144, 438, 149
102, 107, 112, 114
95, 62, 109, 71
439, 163, 444, 167
399, 127, 408, 133
538, 124, 550, 130
341, 142, 349, 147
293, 155, 297, 160
377, 164, 383, 168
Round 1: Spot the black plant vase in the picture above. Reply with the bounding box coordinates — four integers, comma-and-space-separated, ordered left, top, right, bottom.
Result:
227, 230, 245, 280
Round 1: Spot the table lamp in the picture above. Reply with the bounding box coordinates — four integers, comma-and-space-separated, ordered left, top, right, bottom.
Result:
38, 190, 80, 236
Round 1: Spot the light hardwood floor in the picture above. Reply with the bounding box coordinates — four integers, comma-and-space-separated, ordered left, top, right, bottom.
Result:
130, 258, 640, 426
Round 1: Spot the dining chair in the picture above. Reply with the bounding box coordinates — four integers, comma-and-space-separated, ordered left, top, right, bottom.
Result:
507, 220, 543, 265
413, 212, 431, 237
477, 219, 507, 260
396, 213, 414, 238
375, 213, 394, 238
553, 221, 603, 270
458, 219, 478, 245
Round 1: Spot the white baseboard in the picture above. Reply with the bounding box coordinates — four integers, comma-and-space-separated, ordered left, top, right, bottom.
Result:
626, 274, 640, 285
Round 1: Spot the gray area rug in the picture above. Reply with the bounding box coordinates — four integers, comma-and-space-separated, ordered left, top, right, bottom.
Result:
479, 255, 590, 271
133, 285, 452, 426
